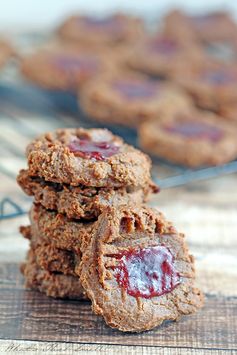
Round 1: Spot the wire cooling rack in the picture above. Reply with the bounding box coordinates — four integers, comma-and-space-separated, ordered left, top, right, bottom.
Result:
0, 32, 237, 221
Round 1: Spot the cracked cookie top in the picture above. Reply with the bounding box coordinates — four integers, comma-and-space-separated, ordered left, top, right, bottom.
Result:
26, 128, 152, 188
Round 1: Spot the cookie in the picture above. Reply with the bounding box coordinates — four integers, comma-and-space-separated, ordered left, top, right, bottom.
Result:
80, 71, 192, 127
25, 203, 94, 253
21, 252, 87, 300
218, 103, 237, 123
164, 10, 237, 44
139, 108, 237, 167
27, 242, 77, 276
78, 205, 203, 332
0, 39, 14, 68
172, 61, 237, 111
17, 169, 156, 220
26, 128, 152, 188
58, 14, 144, 46
126, 34, 203, 78
20, 44, 114, 91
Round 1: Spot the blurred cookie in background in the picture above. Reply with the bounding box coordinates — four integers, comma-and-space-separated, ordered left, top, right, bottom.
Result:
139, 108, 237, 167
0, 38, 14, 68
163, 10, 237, 44
79, 71, 192, 127
58, 13, 145, 47
20, 43, 116, 91
218, 102, 237, 124
126, 34, 204, 78
172, 60, 237, 112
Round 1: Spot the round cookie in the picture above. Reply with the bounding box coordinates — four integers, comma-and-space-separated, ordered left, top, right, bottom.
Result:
172, 61, 237, 111
20, 44, 113, 91
27, 204, 94, 254
80, 71, 192, 127
126, 34, 203, 78
21, 252, 87, 300
139, 108, 237, 167
0, 39, 14, 68
58, 14, 144, 46
17, 169, 157, 220
163, 10, 237, 44
26, 128, 152, 188
78, 206, 203, 332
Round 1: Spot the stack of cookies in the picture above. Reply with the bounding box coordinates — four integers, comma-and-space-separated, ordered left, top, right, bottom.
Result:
17, 127, 203, 332
17, 128, 156, 299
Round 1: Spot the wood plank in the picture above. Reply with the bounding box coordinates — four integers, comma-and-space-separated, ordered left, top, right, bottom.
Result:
0, 340, 233, 355
0, 263, 236, 351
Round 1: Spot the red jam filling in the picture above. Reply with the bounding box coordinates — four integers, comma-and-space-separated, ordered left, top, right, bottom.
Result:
202, 70, 236, 85
113, 246, 180, 299
68, 138, 119, 160
112, 80, 157, 99
164, 121, 223, 142
53, 55, 98, 74
149, 38, 178, 55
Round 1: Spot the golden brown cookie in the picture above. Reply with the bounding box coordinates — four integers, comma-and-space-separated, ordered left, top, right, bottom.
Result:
164, 10, 237, 44
17, 169, 156, 220
126, 33, 203, 78
139, 108, 237, 167
80, 71, 192, 127
78, 205, 203, 332
21, 251, 87, 300
25, 204, 94, 254
172, 61, 237, 111
20, 44, 114, 91
58, 14, 145, 46
26, 128, 152, 188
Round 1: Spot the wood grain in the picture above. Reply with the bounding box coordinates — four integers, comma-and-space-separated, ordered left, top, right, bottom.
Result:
0, 263, 236, 352
1, 60, 237, 353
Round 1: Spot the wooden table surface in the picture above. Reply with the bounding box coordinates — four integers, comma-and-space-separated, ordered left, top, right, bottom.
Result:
0, 57, 237, 354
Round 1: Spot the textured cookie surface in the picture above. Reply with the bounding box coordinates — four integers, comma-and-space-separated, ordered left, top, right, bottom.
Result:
139, 108, 237, 167
17, 169, 156, 220
126, 34, 203, 77
80, 71, 191, 127
27, 204, 94, 253
79, 206, 204, 332
26, 128, 152, 188
21, 250, 87, 300
21, 44, 113, 90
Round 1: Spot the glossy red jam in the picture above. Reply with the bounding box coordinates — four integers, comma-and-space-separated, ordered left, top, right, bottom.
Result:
164, 121, 223, 142
113, 80, 157, 99
113, 246, 180, 299
149, 38, 178, 55
54, 55, 98, 74
68, 138, 119, 160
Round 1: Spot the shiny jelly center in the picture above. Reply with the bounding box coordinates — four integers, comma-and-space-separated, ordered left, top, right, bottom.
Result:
68, 138, 119, 160
54, 56, 98, 73
112, 80, 157, 99
164, 121, 223, 142
114, 246, 180, 299
149, 38, 178, 55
